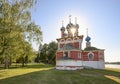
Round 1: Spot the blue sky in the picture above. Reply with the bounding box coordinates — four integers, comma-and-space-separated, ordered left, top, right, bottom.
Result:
31, 0, 120, 62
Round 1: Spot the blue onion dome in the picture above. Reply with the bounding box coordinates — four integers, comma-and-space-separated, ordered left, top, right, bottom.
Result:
85, 35, 91, 42
60, 26, 65, 31
66, 22, 74, 29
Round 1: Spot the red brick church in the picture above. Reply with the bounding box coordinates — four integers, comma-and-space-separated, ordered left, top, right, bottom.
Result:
56, 16, 105, 70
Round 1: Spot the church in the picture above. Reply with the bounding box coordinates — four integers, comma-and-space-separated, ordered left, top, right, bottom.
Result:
56, 16, 105, 70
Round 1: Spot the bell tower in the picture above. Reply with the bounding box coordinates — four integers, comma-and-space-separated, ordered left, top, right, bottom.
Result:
66, 15, 74, 37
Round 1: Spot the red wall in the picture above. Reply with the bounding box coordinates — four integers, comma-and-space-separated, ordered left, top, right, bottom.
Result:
82, 51, 99, 61
56, 51, 100, 61
99, 51, 104, 61
93, 51, 99, 61
70, 51, 82, 60
56, 52, 63, 60
82, 52, 88, 61
73, 42, 79, 48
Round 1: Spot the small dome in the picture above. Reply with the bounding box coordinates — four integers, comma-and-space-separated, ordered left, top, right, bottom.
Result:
85, 35, 91, 42
66, 22, 74, 29
60, 26, 65, 31
64, 33, 68, 37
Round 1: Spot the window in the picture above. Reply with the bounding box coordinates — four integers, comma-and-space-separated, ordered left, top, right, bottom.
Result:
78, 53, 81, 58
64, 52, 68, 57
88, 52, 94, 61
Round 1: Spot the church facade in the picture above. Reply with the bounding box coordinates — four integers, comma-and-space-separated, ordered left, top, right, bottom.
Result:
56, 16, 105, 70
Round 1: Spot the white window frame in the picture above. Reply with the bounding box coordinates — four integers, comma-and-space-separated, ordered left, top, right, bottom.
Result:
88, 52, 94, 61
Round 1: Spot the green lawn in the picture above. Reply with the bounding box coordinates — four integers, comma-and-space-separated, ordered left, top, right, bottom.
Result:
0, 63, 120, 84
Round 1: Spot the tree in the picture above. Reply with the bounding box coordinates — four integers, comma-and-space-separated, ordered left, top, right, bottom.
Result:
34, 43, 42, 63
38, 41, 57, 64
39, 43, 49, 63
35, 55, 40, 63
0, 0, 42, 69
16, 41, 35, 67
48, 41, 57, 64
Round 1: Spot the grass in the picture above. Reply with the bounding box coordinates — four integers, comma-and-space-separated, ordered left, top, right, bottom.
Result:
0, 63, 120, 84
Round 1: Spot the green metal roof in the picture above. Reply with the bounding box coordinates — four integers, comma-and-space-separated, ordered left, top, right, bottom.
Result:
84, 47, 100, 51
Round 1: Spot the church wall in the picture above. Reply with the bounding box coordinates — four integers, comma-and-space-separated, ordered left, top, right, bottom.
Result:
97, 61, 105, 69
98, 50, 104, 61
56, 60, 83, 70
70, 51, 82, 60
83, 61, 105, 69
92, 51, 99, 61
82, 52, 88, 61
70, 51, 78, 60
56, 52, 63, 60
82, 51, 99, 61
56, 50, 105, 69
73, 42, 79, 48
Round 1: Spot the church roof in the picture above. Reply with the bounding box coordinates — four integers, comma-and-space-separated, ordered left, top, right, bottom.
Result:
84, 47, 100, 51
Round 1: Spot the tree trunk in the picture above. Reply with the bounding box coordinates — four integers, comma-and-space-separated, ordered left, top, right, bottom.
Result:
22, 57, 25, 67
9, 57, 12, 66
4, 56, 9, 69
22, 62, 24, 67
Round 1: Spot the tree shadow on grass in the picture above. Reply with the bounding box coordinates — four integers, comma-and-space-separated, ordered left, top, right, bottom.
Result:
0, 68, 120, 84
25, 63, 54, 69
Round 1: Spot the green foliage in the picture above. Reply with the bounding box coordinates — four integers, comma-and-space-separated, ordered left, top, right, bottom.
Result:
36, 41, 58, 64
39, 43, 49, 63
34, 55, 40, 63
48, 41, 58, 64
0, 0, 42, 68
16, 41, 36, 66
